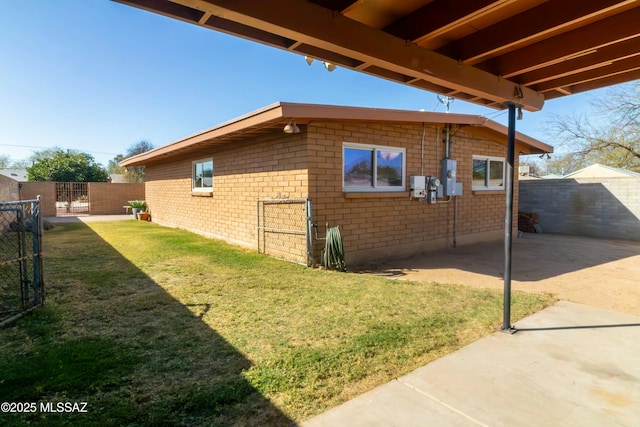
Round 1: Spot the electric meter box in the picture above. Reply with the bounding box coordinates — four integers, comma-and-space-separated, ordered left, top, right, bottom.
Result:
441, 159, 458, 196
409, 176, 426, 199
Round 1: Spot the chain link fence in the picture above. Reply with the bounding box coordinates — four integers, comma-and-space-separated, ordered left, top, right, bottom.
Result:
257, 198, 313, 265
0, 197, 45, 325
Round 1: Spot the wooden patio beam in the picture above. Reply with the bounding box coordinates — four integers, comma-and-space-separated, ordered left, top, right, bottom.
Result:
150, 0, 545, 110
535, 57, 640, 93
382, 0, 509, 44
482, 7, 640, 77
518, 38, 640, 86
438, 0, 635, 65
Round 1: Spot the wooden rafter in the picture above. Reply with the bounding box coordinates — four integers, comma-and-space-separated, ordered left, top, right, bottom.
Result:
113, 0, 640, 111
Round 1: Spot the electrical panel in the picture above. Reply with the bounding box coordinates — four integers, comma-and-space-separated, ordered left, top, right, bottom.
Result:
427, 176, 440, 204
409, 176, 426, 199
441, 159, 458, 196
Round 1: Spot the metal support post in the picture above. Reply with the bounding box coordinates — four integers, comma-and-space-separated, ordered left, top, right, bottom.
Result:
501, 104, 517, 334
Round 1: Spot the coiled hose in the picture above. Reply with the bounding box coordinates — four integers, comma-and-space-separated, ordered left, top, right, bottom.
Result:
322, 225, 346, 272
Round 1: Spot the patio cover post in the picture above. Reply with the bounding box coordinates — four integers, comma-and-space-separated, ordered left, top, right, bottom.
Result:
501, 103, 516, 334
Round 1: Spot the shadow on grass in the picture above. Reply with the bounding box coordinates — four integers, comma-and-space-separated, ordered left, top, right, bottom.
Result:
0, 222, 295, 426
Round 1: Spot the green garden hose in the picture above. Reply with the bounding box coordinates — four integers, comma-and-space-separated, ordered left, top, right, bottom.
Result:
322, 225, 346, 272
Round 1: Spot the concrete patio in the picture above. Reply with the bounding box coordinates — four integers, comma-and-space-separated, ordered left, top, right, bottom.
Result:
305, 234, 640, 426
357, 233, 640, 315
304, 301, 640, 426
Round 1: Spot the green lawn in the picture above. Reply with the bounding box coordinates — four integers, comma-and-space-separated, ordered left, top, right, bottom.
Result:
0, 220, 554, 426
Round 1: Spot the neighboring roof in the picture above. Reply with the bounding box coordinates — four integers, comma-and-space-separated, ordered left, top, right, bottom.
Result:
0, 169, 28, 182
563, 163, 640, 179
120, 102, 553, 167
114, 0, 640, 112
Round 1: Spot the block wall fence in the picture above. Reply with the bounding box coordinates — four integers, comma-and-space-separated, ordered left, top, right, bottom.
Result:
17, 182, 144, 217
0, 175, 20, 202
519, 178, 640, 241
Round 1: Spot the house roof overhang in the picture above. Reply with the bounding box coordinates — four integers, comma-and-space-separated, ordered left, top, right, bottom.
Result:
113, 0, 640, 112
119, 102, 552, 167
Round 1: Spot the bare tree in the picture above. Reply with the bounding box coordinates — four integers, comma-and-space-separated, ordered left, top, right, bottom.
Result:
112, 140, 154, 182
547, 82, 640, 173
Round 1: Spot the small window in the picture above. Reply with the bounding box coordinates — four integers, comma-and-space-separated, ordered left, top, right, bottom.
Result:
343, 143, 405, 192
472, 156, 505, 191
192, 158, 213, 191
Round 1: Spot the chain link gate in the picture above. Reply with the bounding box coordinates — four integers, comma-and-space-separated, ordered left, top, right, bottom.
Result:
257, 198, 313, 266
0, 197, 45, 325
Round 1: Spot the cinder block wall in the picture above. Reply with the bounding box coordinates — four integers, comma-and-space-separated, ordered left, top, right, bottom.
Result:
0, 175, 19, 202
519, 177, 640, 240
89, 183, 145, 214
19, 182, 56, 217
307, 122, 515, 263
144, 132, 308, 248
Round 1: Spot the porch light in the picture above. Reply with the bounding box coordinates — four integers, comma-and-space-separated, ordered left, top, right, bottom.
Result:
283, 120, 300, 134
303, 56, 336, 72
323, 61, 336, 72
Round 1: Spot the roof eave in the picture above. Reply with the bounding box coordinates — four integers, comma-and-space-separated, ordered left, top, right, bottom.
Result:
120, 102, 552, 166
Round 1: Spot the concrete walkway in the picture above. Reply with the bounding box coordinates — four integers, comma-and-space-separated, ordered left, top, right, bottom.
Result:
46, 214, 133, 223
303, 301, 640, 426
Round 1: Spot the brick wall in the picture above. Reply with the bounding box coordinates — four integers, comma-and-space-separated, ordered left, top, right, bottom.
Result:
144, 132, 308, 248
88, 183, 145, 214
144, 122, 516, 264
519, 177, 640, 240
307, 122, 515, 263
19, 182, 56, 217
0, 175, 19, 202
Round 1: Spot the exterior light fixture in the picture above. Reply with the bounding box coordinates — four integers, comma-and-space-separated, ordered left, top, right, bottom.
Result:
323, 61, 336, 72
283, 120, 300, 134
517, 107, 523, 120
304, 56, 337, 72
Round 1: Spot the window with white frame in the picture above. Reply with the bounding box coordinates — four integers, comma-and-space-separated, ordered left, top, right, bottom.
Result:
192, 158, 213, 191
472, 155, 505, 190
343, 142, 406, 192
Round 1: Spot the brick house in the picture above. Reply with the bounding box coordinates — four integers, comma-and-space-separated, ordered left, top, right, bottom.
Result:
121, 102, 552, 265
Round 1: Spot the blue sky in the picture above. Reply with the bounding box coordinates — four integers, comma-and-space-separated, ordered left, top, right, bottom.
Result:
0, 1, 610, 167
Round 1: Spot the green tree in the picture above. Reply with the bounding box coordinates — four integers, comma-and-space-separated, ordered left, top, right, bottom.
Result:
107, 154, 126, 175
548, 82, 640, 172
27, 148, 109, 182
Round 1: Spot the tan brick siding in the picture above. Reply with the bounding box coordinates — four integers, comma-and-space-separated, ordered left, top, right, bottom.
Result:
88, 183, 145, 215
19, 182, 144, 217
19, 182, 56, 217
307, 122, 518, 263
144, 133, 308, 248
144, 122, 518, 264
0, 175, 20, 202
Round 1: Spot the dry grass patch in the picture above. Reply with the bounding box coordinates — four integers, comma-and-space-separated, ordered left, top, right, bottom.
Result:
0, 220, 555, 426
